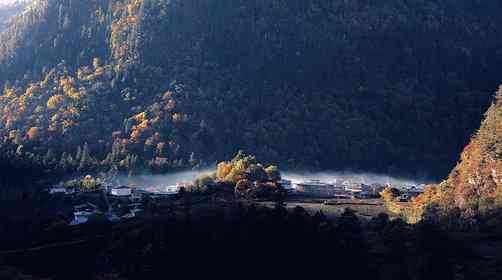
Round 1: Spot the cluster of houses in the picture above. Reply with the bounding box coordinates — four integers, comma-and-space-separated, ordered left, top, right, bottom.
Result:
283, 179, 425, 200
49, 176, 426, 225
49, 183, 184, 226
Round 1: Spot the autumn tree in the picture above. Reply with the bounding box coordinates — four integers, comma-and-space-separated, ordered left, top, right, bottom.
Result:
26, 127, 40, 140
265, 165, 281, 181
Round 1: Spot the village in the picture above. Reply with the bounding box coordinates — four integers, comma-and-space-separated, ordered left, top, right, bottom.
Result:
285, 179, 426, 201
48, 175, 426, 226
48, 181, 186, 226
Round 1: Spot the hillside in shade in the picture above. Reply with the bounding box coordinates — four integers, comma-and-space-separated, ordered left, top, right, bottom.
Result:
2, 0, 502, 179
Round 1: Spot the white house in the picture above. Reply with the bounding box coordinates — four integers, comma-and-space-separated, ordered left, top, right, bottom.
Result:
295, 180, 336, 197
163, 185, 181, 194
111, 186, 132, 196
70, 211, 93, 226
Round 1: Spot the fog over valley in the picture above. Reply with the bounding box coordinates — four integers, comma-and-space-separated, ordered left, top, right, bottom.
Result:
116, 167, 215, 189
282, 171, 431, 187
115, 167, 431, 190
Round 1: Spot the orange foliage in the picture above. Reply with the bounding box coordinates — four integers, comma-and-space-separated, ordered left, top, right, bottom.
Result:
26, 127, 40, 140
132, 112, 147, 123
47, 95, 64, 110
25, 84, 41, 96
137, 120, 149, 129
130, 129, 141, 141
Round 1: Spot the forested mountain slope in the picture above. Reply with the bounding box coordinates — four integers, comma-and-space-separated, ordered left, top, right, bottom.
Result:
408, 86, 502, 222
1, 0, 502, 178
0, 1, 27, 32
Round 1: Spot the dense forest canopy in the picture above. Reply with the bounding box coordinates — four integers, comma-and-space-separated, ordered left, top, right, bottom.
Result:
1, 0, 502, 179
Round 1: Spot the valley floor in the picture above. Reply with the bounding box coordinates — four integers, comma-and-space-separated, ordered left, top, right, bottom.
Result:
258, 198, 395, 220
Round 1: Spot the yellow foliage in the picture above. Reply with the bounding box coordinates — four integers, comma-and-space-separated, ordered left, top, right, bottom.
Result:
133, 112, 147, 123
17, 95, 27, 113
25, 84, 41, 96
0, 88, 17, 102
59, 77, 75, 89
94, 67, 105, 76
47, 95, 64, 110
380, 187, 397, 202
138, 120, 149, 129
265, 165, 281, 181
216, 162, 233, 181
65, 88, 81, 100
62, 120, 76, 131
130, 129, 142, 142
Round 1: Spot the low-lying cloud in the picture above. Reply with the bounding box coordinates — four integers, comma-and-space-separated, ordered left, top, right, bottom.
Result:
114, 167, 432, 192
282, 170, 432, 187
116, 167, 214, 189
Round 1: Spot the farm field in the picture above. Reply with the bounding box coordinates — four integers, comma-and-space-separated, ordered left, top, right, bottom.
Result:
258, 198, 401, 220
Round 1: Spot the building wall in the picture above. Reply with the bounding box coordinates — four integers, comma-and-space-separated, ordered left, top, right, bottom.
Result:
111, 188, 131, 196
296, 184, 336, 197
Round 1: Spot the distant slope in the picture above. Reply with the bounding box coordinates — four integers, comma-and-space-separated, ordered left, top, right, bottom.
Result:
1, 0, 502, 178
0, 1, 28, 32
0, 0, 110, 81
